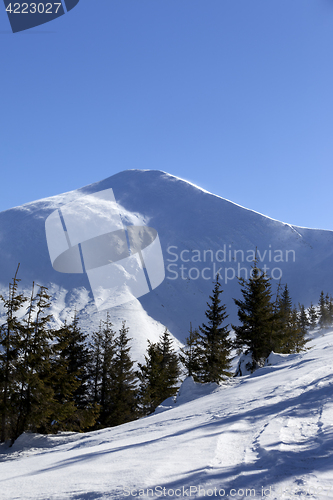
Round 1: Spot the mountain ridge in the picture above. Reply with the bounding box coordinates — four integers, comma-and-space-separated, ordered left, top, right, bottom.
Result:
0, 169, 332, 359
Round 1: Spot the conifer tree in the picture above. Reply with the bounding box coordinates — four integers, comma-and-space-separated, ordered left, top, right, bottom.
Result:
157, 328, 181, 398
275, 284, 296, 353
232, 262, 275, 370
90, 322, 103, 406
272, 290, 309, 355
298, 304, 310, 338
279, 285, 292, 324
0, 266, 27, 442
104, 322, 138, 427
308, 302, 318, 330
62, 313, 91, 408
326, 294, 333, 327
278, 306, 307, 354
198, 276, 232, 382
179, 324, 202, 381
89, 313, 116, 424
49, 322, 81, 432
266, 280, 284, 353
53, 314, 98, 431
292, 307, 310, 353
137, 341, 162, 415
318, 291, 330, 329
13, 285, 55, 439
137, 329, 180, 415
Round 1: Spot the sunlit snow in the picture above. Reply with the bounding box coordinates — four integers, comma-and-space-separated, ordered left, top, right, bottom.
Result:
1, 329, 333, 499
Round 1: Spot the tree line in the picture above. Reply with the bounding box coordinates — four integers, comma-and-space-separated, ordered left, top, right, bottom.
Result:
0, 262, 330, 443
0, 268, 182, 443
180, 260, 330, 378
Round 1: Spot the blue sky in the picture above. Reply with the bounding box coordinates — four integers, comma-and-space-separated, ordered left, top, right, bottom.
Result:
1, 0, 333, 229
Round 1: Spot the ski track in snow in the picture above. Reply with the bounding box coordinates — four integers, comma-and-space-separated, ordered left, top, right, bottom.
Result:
1, 331, 333, 499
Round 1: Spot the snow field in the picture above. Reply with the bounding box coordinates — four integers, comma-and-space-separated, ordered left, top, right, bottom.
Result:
1, 330, 333, 499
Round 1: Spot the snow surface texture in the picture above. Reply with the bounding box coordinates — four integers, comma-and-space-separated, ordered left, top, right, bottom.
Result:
1, 169, 333, 360
1, 330, 333, 499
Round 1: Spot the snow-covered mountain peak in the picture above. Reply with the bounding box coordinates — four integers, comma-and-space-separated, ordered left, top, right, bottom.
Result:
0, 169, 333, 359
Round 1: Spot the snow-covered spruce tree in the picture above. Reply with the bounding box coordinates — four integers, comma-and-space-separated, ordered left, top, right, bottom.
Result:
104, 322, 139, 428
137, 329, 180, 415
198, 275, 232, 382
0, 267, 27, 443
232, 262, 275, 371
179, 324, 202, 382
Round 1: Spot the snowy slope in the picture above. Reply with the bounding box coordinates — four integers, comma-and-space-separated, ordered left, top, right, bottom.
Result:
1, 169, 333, 359
1, 329, 333, 499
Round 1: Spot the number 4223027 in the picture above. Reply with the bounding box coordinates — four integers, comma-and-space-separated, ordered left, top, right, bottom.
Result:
6, 3, 62, 14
